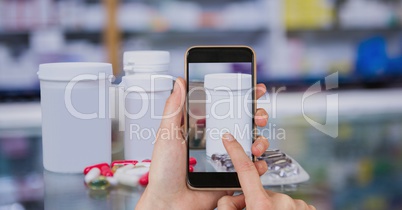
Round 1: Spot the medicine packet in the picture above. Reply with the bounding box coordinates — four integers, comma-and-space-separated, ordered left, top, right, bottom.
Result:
209, 149, 310, 186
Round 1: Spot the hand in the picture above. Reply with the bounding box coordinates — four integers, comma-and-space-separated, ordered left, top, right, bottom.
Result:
217, 133, 316, 210
136, 77, 269, 210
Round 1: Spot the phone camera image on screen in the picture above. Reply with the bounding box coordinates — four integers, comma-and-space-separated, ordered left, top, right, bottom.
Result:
188, 60, 254, 173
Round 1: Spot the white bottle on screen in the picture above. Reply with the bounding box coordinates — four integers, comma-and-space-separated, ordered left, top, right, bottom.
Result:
204, 73, 253, 157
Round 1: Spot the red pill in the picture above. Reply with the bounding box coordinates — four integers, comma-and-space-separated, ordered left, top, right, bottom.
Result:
189, 165, 194, 172
139, 172, 149, 186
111, 160, 138, 167
142, 159, 151, 163
100, 165, 114, 177
83, 163, 109, 175
196, 118, 206, 126
189, 157, 197, 165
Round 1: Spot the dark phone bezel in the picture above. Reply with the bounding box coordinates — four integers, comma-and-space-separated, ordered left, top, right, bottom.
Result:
185, 46, 256, 189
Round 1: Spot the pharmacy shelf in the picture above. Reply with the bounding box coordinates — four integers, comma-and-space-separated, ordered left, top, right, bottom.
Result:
0, 28, 268, 41
2, 23, 401, 36
2, 88, 402, 130
124, 28, 268, 34
286, 26, 402, 35
122, 28, 268, 40
0, 30, 104, 43
0, 102, 41, 130
0, 28, 268, 35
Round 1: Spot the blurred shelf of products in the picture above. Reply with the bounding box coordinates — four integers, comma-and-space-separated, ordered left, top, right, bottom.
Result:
0, 0, 402, 101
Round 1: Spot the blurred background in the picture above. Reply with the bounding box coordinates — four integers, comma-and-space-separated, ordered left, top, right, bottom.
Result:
0, 0, 401, 209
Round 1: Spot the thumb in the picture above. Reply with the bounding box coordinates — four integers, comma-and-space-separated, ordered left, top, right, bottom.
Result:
149, 77, 186, 186
159, 77, 186, 130
217, 194, 246, 210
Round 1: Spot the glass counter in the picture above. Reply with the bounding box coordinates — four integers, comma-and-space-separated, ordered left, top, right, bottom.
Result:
1, 112, 402, 210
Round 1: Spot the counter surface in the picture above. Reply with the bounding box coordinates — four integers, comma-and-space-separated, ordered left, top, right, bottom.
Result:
1, 90, 402, 209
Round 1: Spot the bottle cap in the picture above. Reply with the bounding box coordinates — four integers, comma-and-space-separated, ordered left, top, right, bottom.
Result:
38, 62, 112, 81
123, 74, 173, 92
204, 73, 252, 90
123, 51, 170, 73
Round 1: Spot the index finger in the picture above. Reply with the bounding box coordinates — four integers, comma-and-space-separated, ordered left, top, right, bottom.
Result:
222, 133, 266, 196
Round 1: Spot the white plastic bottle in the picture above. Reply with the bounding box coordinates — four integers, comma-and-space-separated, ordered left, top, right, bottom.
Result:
38, 62, 112, 173
204, 73, 253, 158
123, 51, 169, 76
121, 51, 172, 160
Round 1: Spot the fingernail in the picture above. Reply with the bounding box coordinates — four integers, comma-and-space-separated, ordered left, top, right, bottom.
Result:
256, 143, 264, 152
255, 115, 268, 120
222, 133, 234, 142
173, 80, 180, 93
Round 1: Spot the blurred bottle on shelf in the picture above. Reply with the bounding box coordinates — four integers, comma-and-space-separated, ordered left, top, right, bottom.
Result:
283, 0, 334, 30
339, 0, 396, 29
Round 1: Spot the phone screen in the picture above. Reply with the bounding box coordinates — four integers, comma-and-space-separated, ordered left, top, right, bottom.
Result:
186, 47, 255, 180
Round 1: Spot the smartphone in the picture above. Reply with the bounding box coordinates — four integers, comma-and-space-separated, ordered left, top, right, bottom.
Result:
185, 46, 256, 189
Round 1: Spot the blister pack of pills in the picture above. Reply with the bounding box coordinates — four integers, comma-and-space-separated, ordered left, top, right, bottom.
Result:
209, 149, 310, 186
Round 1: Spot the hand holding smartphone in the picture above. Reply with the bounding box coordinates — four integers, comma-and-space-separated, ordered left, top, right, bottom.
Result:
185, 46, 257, 189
